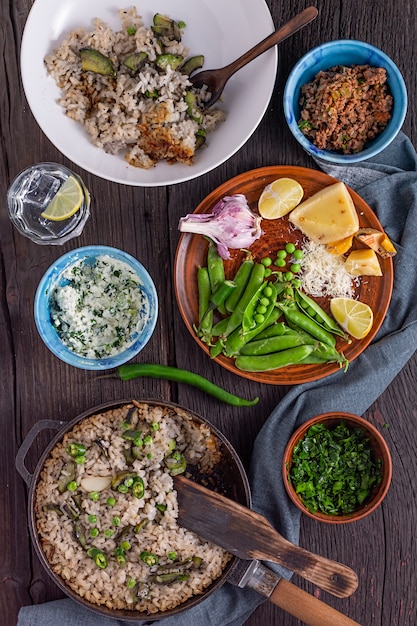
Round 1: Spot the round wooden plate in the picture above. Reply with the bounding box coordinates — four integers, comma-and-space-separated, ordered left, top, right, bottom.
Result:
174, 166, 394, 385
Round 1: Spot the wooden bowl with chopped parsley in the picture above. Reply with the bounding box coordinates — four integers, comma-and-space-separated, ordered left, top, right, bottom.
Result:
283, 412, 392, 523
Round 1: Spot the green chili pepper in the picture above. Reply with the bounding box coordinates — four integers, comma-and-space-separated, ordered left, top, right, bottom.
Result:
149, 572, 190, 584
134, 518, 149, 534
121, 429, 140, 441
114, 546, 127, 567
105, 363, 259, 406
66, 443, 86, 458
87, 547, 108, 569
235, 345, 316, 372
165, 453, 186, 476
74, 522, 88, 548
132, 476, 145, 499
140, 550, 159, 566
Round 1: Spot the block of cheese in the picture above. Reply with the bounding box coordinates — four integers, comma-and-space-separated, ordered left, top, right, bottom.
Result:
288, 182, 359, 244
345, 249, 382, 276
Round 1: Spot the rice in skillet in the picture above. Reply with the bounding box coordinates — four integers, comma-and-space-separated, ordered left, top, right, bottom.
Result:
44, 7, 225, 168
35, 401, 232, 613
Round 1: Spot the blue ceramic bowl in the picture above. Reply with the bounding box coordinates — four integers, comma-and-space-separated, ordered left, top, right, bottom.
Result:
34, 246, 158, 370
283, 40, 408, 163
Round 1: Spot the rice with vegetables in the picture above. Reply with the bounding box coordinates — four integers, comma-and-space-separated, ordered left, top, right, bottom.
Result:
44, 7, 225, 169
35, 401, 232, 613
298, 64, 393, 154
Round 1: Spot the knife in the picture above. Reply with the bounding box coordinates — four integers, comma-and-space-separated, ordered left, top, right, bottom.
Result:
174, 475, 358, 598
228, 558, 361, 626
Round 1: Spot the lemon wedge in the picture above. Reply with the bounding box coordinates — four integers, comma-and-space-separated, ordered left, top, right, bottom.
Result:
330, 298, 374, 340
258, 177, 304, 219
41, 176, 83, 222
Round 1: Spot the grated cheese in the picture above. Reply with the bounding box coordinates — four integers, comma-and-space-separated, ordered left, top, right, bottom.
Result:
299, 239, 357, 298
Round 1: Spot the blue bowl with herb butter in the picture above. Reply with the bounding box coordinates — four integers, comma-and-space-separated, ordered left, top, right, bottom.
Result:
283, 40, 407, 164
34, 245, 158, 370
283, 412, 392, 523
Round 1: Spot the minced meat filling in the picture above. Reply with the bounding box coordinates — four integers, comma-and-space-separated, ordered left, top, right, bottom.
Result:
298, 64, 393, 154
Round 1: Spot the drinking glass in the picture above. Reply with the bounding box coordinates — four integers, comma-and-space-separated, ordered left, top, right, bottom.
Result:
7, 162, 90, 245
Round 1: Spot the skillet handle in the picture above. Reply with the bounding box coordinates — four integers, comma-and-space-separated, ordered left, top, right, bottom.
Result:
270, 578, 361, 626
15, 419, 65, 487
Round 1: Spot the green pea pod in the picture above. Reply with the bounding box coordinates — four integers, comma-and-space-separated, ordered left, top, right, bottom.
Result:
278, 301, 337, 348
241, 281, 278, 333
251, 322, 287, 340
209, 338, 224, 358
298, 354, 328, 364
294, 288, 348, 339
209, 280, 237, 310
206, 239, 226, 314
196, 266, 213, 344
235, 345, 316, 372
310, 342, 349, 371
239, 333, 307, 356
198, 280, 237, 332
241, 281, 269, 333
222, 306, 281, 358
197, 266, 210, 322
224, 263, 265, 337
211, 316, 230, 337
225, 256, 254, 313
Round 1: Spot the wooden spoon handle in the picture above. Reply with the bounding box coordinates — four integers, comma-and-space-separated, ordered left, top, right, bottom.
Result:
270, 579, 361, 626
224, 6, 318, 77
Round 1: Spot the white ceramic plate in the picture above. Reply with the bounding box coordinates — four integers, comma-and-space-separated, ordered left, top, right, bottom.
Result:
21, 0, 277, 187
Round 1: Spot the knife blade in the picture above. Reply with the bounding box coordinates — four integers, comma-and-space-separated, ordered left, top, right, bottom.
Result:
227, 558, 361, 626
174, 475, 358, 598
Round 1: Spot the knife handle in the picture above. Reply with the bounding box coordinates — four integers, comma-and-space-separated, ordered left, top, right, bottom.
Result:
270, 578, 361, 626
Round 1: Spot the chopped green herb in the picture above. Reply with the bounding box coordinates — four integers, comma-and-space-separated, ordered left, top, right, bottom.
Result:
288, 421, 383, 515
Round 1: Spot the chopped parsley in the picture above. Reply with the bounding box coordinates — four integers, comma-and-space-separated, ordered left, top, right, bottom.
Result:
288, 421, 383, 515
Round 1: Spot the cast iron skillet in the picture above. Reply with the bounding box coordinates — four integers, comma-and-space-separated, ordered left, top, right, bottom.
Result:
15, 399, 251, 622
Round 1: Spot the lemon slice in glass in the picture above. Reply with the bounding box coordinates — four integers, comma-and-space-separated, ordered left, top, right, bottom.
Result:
41, 176, 83, 222
258, 177, 304, 219
330, 298, 374, 340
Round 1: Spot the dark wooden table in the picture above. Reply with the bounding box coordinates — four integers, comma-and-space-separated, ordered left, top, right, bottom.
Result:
1, 1, 416, 625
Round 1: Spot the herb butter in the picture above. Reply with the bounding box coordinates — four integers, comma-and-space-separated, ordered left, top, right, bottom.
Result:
50, 255, 150, 358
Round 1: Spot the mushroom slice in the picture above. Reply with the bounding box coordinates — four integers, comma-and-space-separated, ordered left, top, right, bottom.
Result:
354, 228, 397, 258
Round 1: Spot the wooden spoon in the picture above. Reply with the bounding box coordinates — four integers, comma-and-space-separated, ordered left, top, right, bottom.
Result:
175, 475, 358, 598
189, 6, 318, 107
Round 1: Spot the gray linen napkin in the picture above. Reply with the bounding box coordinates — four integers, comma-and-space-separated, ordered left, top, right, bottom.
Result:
18, 132, 417, 626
